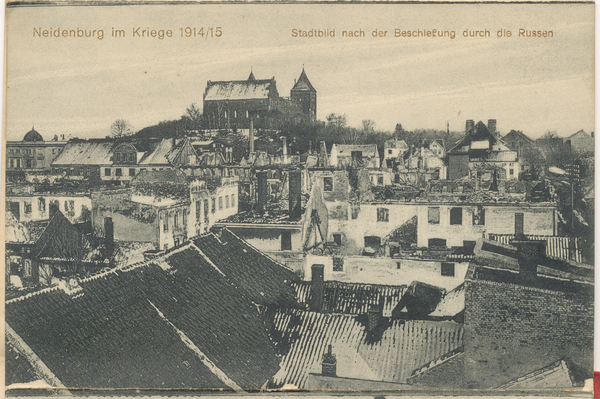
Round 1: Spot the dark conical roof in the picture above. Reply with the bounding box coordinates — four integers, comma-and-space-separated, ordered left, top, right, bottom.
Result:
291, 68, 316, 92
248, 70, 256, 81
23, 128, 43, 142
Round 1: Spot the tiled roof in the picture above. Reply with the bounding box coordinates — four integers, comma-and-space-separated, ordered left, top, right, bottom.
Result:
495, 360, 573, 389
205, 80, 274, 101
51, 139, 114, 166
5, 341, 39, 386
486, 234, 584, 263
6, 243, 280, 390
267, 308, 464, 389
292, 281, 406, 316
194, 230, 299, 307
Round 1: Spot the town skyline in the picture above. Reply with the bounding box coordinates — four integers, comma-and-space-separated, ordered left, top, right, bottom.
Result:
5, 4, 594, 141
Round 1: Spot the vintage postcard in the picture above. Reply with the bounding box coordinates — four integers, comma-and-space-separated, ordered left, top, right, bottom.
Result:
3, 1, 595, 397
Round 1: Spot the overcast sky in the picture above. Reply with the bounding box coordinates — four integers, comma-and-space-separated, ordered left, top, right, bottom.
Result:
5, 3, 594, 141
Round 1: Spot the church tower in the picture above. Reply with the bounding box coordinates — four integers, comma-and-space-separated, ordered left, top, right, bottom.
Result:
290, 67, 317, 122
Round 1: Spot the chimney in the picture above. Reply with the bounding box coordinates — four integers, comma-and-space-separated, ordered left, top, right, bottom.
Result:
367, 305, 381, 332
591, 131, 594, 138
49, 202, 59, 219
465, 120, 474, 134
288, 170, 302, 221
61, 134, 65, 140
257, 171, 268, 213
249, 114, 255, 154
281, 136, 288, 163
512, 238, 547, 280
321, 344, 337, 377
525, 180, 533, 201
171, 137, 176, 148
310, 264, 325, 312
104, 217, 114, 253
488, 119, 497, 135
319, 141, 328, 166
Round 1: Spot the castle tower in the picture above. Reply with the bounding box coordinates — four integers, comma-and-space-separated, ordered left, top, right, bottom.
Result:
290, 67, 317, 122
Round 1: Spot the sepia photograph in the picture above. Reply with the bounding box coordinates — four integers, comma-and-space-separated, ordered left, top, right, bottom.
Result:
3, 2, 595, 396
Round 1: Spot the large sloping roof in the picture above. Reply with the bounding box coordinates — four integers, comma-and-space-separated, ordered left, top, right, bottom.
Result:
502, 130, 534, 144
204, 79, 274, 101
6, 242, 281, 390
138, 138, 176, 165
267, 308, 464, 389
51, 139, 114, 166
292, 281, 406, 316
194, 229, 299, 307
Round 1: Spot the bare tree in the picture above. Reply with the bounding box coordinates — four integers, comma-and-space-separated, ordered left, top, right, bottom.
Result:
110, 119, 133, 138
362, 119, 375, 134
326, 113, 347, 129
183, 103, 203, 131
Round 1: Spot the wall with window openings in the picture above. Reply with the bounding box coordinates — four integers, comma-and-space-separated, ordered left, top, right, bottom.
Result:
158, 204, 190, 250
416, 204, 556, 248
326, 203, 418, 252
7, 144, 66, 171
6, 195, 92, 224
189, 177, 239, 237
102, 165, 171, 182
304, 254, 469, 291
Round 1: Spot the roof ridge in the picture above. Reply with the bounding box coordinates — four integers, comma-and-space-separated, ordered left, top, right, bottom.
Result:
6, 285, 62, 305
222, 228, 295, 272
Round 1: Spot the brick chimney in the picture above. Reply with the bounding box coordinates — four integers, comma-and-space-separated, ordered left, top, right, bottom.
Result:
466, 120, 474, 134
488, 119, 497, 134
511, 212, 546, 280
310, 264, 325, 312
367, 304, 381, 332
321, 344, 337, 377
257, 171, 268, 214
288, 170, 302, 221
104, 217, 114, 253
513, 239, 546, 280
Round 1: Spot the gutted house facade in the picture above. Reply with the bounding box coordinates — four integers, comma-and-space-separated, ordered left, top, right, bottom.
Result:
447, 120, 518, 180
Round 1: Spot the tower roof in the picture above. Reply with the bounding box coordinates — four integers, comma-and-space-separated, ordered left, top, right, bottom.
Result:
248, 70, 256, 81
23, 127, 43, 142
291, 68, 316, 92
